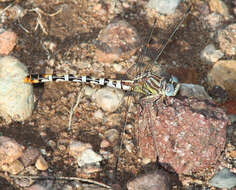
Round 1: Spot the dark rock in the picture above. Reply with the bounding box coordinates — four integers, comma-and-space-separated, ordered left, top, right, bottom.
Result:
20, 146, 40, 167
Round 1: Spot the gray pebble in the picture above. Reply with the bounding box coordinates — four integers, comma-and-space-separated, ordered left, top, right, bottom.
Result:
209, 168, 236, 189
179, 83, 212, 100
94, 87, 124, 112
200, 44, 224, 63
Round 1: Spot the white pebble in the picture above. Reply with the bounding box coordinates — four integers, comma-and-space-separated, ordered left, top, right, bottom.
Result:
113, 63, 123, 72
93, 109, 104, 120
0, 56, 34, 122
84, 86, 96, 97
94, 87, 124, 112
147, 0, 182, 14
77, 149, 103, 167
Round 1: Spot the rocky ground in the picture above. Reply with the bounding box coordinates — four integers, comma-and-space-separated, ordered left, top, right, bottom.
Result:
0, 0, 236, 189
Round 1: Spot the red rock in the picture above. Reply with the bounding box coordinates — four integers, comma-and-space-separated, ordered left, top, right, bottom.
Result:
0, 30, 17, 55
0, 136, 24, 165
95, 20, 140, 63
136, 97, 228, 174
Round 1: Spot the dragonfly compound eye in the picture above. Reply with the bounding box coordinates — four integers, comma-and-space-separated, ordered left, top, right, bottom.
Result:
165, 83, 175, 96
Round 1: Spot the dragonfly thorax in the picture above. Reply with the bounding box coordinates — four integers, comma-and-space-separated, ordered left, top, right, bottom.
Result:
133, 72, 180, 98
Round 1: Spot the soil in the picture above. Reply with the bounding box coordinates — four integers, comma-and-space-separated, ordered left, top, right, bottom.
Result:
0, 0, 235, 189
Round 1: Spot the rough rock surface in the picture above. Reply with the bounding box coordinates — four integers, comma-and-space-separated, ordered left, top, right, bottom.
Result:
95, 20, 140, 63
136, 97, 228, 174
0, 30, 17, 55
200, 44, 224, 63
0, 136, 24, 165
0, 56, 34, 122
127, 170, 171, 190
217, 24, 236, 55
94, 87, 124, 112
207, 60, 236, 97
209, 0, 229, 17
20, 146, 40, 167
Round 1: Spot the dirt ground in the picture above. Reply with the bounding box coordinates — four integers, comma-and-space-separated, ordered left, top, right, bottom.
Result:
0, 0, 235, 189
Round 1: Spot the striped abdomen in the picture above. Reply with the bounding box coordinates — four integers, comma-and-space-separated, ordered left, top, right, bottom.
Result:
24, 74, 134, 91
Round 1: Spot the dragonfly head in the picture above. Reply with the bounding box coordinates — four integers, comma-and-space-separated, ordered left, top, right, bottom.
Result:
164, 75, 180, 96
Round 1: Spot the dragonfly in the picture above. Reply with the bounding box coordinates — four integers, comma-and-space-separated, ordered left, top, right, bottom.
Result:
24, 72, 180, 99
24, 3, 191, 187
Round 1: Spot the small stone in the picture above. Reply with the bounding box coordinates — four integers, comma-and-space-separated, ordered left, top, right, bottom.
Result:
20, 146, 40, 167
0, 30, 17, 55
113, 64, 123, 72
99, 149, 113, 160
77, 149, 103, 167
230, 150, 236, 158
69, 141, 92, 158
127, 170, 171, 190
47, 140, 56, 150
147, 0, 182, 14
179, 83, 211, 100
142, 158, 151, 165
200, 44, 224, 63
1, 160, 24, 174
100, 139, 110, 148
104, 129, 119, 146
0, 56, 34, 122
95, 20, 140, 63
93, 109, 104, 121
35, 155, 48, 171
84, 86, 96, 97
208, 60, 236, 97
0, 136, 24, 165
217, 24, 236, 56
209, 168, 236, 189
208, 85, 228, 103
203, 13, 224, 31
94, 87, 124, 112
209, 0, 229, 18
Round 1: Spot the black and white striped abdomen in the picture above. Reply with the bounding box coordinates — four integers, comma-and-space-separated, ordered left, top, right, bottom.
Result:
24, 74, 133, 91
